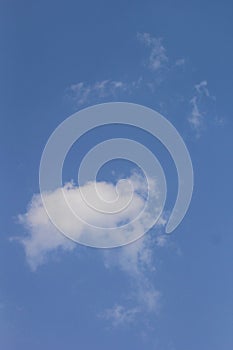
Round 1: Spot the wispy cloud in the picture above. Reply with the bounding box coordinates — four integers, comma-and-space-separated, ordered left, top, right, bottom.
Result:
189, 95, 203, 131
65, 32, 222, 139
101, 218, 167, 326
66, 79, 142, 107
188, 80, 216, 136
174, 58, 186, 67
66, 33, 185, 108
101, 304, 140, 327
194, 80, 210, 97
137, 32, 168, 71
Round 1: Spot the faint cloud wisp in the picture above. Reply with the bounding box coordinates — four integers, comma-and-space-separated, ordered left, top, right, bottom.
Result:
137, 32, 168, 71
188, 80, 218, 136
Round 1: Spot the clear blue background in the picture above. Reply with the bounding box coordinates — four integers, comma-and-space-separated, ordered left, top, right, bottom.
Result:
1, 1, 232, 349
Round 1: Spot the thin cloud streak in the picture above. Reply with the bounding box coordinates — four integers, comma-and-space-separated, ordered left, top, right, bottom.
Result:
188, 80, 217, 136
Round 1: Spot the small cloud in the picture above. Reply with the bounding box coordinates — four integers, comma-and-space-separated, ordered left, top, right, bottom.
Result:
188, 80, 217, 136
100, 304, 139, 327
194, 80, 210, 97
175, 58, 186, 67
101, 218, 167, 326
100, 273, 161, 327
69, 82, 91, 106
100, 284, 161, 327
189, 95, 203, 131
156, 233, 167, 247
137, 32, 168, 71
67, 79, 137, 107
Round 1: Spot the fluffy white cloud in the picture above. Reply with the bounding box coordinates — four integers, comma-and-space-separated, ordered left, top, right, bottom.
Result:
18, 174, 162, 270
18, 196, 75, 271
18, 172, 167, 324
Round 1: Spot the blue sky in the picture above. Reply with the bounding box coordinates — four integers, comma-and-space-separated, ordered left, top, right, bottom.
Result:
1, 1, 233, 349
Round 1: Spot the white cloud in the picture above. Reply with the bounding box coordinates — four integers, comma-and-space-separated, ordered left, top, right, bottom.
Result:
18, 174, 162, 270
18, 196, 75, 271
194, 80, 210, 96
17, 172, 168, 325
175, 58, 186, 67
66, 33, 220, 140
16, 167, 172, 329
104, 213, 168, 275
188, 80, 214, 135
101, 217, 167, 326
66, 33, 171, 108
66, 33, 189, 111
189, 95, 202, 131
100, 276, 161, 326
101, 305, 140, 327
137, 32, 168, 71
67, 79, 139, 106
